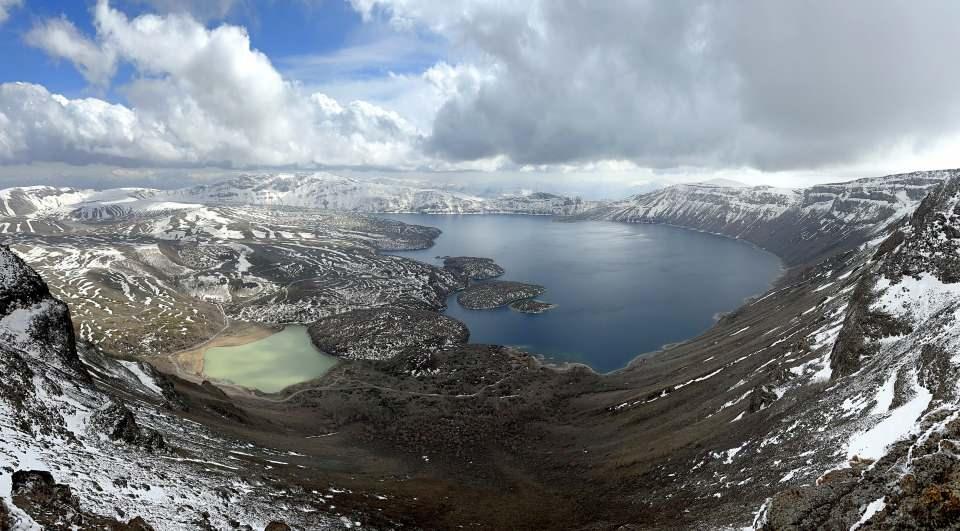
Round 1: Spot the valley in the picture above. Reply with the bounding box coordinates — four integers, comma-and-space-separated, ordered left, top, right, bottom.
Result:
1, 170, 960, 529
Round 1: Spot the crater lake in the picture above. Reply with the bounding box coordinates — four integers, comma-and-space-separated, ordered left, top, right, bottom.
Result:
383, 215, 783, 373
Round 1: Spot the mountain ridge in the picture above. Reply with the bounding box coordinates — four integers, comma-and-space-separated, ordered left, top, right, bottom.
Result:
3, 169, 960, 528
574, 170, 954, 265
0, 173, 600, 221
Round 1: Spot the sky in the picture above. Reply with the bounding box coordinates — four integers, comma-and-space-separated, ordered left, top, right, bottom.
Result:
1, 1, 960, 196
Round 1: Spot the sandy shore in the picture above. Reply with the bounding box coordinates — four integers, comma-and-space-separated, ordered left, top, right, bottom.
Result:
156, 322, 279, 383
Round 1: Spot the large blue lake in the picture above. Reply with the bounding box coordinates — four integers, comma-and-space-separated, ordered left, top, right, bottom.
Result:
383, 215, 782, 373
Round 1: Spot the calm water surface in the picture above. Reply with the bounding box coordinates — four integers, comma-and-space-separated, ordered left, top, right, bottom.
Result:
203, 326, 337, 392
384, 215, 782, 373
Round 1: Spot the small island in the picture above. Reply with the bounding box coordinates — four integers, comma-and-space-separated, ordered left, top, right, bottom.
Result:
457, 280, 545, 310
509, 299, 557, 314
442, 256, 506, 281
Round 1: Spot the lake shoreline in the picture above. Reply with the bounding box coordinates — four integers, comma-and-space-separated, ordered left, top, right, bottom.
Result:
379, 213, 783, 373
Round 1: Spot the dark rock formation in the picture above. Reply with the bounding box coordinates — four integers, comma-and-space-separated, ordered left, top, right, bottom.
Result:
830, 276, 911, 379
0, 244, 86, 380
309, 307, 468, 361
441, 256, 505, 281
457, 281, 545, 310
9, 470, 156, 530
90, 400, 165, 451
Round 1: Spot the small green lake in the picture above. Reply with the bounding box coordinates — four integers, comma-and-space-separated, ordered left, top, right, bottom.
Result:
203, 326, 338, 393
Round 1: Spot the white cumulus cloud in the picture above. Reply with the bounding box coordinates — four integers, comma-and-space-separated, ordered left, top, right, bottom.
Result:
25, 16, 118, 86
11, 0, 424, 169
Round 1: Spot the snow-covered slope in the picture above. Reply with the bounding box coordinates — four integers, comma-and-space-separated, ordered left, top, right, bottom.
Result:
0, 173, 598, 221
582, 175, 960, 529
0, 244, 350, 529
578, 170, 952, 265
158, 173, 597, 216
733, 175, 960, 528
0, 186, 91, 218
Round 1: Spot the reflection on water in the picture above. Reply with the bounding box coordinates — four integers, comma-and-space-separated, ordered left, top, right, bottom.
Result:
203, 326, 337, 392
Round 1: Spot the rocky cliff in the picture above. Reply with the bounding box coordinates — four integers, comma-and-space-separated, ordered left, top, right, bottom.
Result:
576, 170, 952, 265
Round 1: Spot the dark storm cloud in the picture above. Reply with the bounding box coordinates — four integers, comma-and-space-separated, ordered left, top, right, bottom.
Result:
420, 0, 960, 170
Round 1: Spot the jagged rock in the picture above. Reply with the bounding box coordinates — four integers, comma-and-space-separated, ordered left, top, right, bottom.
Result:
11, 470, 83, 528
90, 400, 165, 451
880, 177, 960, 282
872, 229, 906, 260
763, 459, 874, 530
0, 245, 87, 380
0, 497, 9, 531
141, 363, 189, 411
830, 275, 911, 379
748, 384, 778, 413
9, 471, 157, 530
918, 344, 959, 400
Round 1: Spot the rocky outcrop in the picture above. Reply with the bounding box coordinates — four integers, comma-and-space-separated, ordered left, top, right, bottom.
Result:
309, 306, 469, 361
456, 280, 546, 310
757, 176, 960, 529
90, 400, 165, 451
9, 470, 156, 530
829, 275, 911, 379
442, 256, 505, 281
0, 244, 86, 379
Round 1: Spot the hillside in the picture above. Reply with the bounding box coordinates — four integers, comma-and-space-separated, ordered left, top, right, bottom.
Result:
576, 174, 960, 528
0, 173, 598, 222
576, 170, 952, 265
0, 244, 346, 529
2, 171, 960, 528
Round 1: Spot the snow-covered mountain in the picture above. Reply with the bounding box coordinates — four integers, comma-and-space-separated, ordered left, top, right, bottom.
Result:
158, 173, 598, 216
751, 174, 960, 528
576, 170, 951, 264
0, 172, 600, 222
5, 169, 960, 528
587, 174, 960, 528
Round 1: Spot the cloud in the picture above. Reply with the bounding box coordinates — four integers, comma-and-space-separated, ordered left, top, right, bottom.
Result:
0, 82, 180, 165
0, 0, 22, 25
352, 0, 960, 172
10, 0, 424, 168
128, 0, 243, 21
25, 17, 118, 86
11, 0, 960, 176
